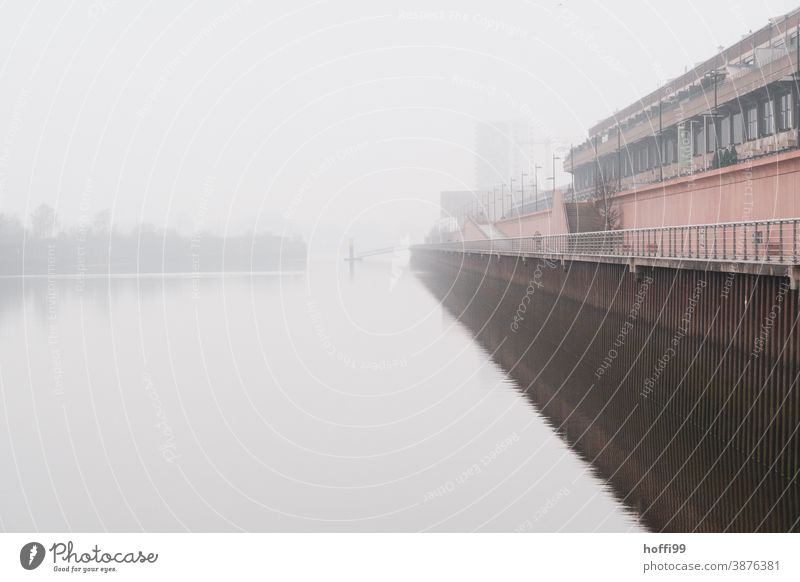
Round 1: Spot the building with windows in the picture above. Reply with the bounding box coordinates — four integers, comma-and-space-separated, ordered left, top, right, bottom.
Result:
565, 8, 800, 227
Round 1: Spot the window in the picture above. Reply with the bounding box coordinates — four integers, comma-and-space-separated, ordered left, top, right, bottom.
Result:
733, 111, 744, 144
721, 114, 731, 146
707, 118, 717, 153
694, 122, 705, 155
746, 105, 758, 140
663, 137, 672, 164
779, 93, 792, 131
761, 99, 775, 136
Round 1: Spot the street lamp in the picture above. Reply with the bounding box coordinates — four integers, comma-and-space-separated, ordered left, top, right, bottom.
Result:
534, 164, 542, 210
704, 69, 724, 168
520, 171, 528, 215
549, 155, 561, 198
509, 177, 515, 216
569, 144, 575, 195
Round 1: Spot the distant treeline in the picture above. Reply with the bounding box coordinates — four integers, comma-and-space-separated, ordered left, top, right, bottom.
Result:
0, 204, 306, 275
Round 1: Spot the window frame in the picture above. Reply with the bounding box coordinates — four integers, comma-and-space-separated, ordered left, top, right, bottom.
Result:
694, 122, 705, 156
778, 93, 792, 132
746, 105, 758, 141
761, 99, 775, 136
732, 110, 744, 144
720, 114, 731, 146
707, 117, 717, 153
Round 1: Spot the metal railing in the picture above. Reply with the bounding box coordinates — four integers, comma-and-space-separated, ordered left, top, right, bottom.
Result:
418, 218, 800, 265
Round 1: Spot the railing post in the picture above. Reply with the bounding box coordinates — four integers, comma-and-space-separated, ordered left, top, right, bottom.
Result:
722, 224, 726, 260
743, 223, 748, 261
670, 228, 674, 258
424, 219, 795, 267
696, 226, 699, 258
712, 225, 717, 260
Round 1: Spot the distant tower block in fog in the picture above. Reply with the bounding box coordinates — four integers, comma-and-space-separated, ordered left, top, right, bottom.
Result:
474, 119, 535, 190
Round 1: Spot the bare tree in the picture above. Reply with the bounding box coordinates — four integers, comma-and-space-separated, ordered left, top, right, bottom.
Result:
30, 203, 59, 238
92, 209, 112, 236
589, 176, 621, 230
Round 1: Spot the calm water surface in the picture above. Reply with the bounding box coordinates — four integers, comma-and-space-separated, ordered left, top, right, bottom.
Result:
0, 258, 639, 531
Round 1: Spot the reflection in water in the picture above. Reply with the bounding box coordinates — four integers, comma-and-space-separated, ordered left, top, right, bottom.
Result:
416, 266, 800, 532
0, 262, 639, 532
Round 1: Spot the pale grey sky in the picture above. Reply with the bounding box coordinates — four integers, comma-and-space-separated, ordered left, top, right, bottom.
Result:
0, 0, 795, 252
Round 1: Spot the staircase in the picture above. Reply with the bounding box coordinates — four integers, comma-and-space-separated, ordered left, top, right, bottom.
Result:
477, 223, 506, 240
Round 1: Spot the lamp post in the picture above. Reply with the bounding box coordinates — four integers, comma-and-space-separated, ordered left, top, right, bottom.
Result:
520, 171, 528, 215
550, 155, 561, 197
509, 177, 515, 216
658, 98, 664, 182
617, 123, 622, 191
569, 144, 574, 195
705, 69, 723, 168
534, 164, 542, 210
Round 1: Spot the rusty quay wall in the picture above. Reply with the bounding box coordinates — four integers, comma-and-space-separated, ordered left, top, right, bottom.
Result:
413, 249, 800, 532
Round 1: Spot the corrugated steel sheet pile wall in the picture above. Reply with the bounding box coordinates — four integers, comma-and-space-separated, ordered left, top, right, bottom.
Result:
413, 250, 800, 532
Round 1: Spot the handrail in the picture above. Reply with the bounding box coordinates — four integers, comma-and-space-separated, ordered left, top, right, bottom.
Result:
417, 218, 800, 266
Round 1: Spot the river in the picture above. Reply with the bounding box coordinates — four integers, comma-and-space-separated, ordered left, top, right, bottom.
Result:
0, 257, 640, 531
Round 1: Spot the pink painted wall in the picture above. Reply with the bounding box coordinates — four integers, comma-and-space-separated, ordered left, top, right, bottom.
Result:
614, 149, 800, 229
494, 190, 569, 238
461, 218, 488, 241
458, 155, 798, 241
